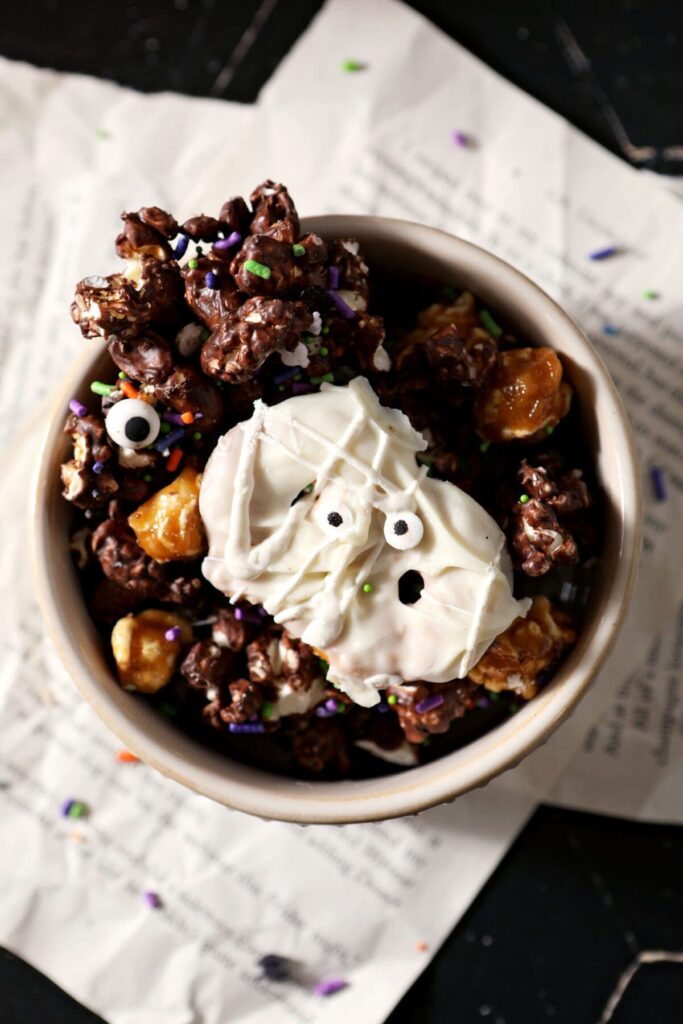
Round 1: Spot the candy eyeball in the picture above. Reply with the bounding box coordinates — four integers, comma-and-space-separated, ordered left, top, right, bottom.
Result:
384, 511, 424, 550
105, 398, 161, 450
315, 497, 355, 539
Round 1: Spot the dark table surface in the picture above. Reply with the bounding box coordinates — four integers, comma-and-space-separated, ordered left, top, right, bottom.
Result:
1, 2, 682, 1022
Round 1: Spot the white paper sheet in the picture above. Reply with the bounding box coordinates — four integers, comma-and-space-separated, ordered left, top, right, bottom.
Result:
1, 1, 683, 1021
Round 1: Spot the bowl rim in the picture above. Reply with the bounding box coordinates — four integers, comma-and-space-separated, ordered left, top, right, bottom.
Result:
31, 214, 642, 824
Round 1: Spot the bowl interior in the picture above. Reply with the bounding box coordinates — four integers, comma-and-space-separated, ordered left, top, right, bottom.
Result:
32, 216, 641, 823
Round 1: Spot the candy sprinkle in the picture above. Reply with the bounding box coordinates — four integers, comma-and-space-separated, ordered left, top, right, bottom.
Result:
328, 290, 356, 319
314, 978, 348, 997
244, 259, 272, 280
205, 270, 219, 289
479, 309, 503, 340
415, 694, 445, 714
643, 289, 659, 300
519, 493, 530, 504
69, 398, 88, 418
180, 411, 195, 424
362, 582, 373, 594
225, 231, 242, 248
602, 324, 620, 336
259, 954, 291, 982
166, 449, 183, 472
341, 59, 364, 72
188, 257, 199, 270
417, 941, 429, 952
116, 750, 139, 763
62, 799, 88, 819
155, 427, 185, 451
387, 694, 398, 705
173, 235, 189, 259
261, 701, 274, 720
328, 266, 341, 290
452, 130, 470, 147
589, 245, 618, 261
292, 243, 305, 257
479, 441, 491, 453
90, 381, 116, 397
164, 626, 182, 642
92, 460, 104, 475
120, 380, 140, 400
228, 722, 266, 734
650, 466, 667, 502
143, 891, 162, 909
192, 431, 202, 441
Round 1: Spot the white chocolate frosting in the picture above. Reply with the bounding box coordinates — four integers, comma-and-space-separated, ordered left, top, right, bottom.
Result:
200, 378, 530, 707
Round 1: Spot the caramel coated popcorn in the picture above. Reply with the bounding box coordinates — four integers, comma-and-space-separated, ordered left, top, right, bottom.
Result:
468, 596, 576, 699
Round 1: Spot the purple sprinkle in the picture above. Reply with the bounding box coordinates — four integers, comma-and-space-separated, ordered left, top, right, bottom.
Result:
61, 799, 75, 817
477, 696, 491, 710
257, 606, 269, 618
314, 978, 348, 997
291, 382, 314, 395
205, 270, 219, 289
315, 705, 337, 718
328, 266, 340, 289
92, 460, 104, 474
154, 427, 185, 451
229, 722, 266, 734
650, 466, 667, 502
173, 235, 189, 258
163, 411, 186, 426
328, 290, 356, 319
452, 130, 469, 147
226, 231, 242, 247
589, 245, 618, 261
164, 626, 182, 641
602, 324, 620, 336
143, 890, 162, 909
415, 694, 445, 714
69, 398, 88, 418
233, 607, 263, 625
233, 607, 244, 621
273, 366, 300, 386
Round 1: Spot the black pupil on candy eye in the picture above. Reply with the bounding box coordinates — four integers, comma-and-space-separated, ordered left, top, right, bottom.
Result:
125, 416, 150, 442
327, 511, 343, 528
393, 519, 408, 536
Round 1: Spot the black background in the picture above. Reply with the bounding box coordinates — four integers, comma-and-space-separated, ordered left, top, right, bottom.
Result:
1, 2, 682, 1022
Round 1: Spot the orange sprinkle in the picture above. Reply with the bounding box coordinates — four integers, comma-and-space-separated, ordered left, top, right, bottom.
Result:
166, 448, 183, 472
180, 411, 195, 424
416, 941, 429, 952
121, 380, 140, 400
116, 750, 139, 763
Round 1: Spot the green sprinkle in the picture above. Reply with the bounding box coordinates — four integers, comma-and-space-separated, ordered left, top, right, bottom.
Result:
292, 243, 305, 257
303, 335, 314, 345
192, 431, 202, 440
341, 59, 364, 72
362, 582, 373, 594
278, 385, 285, 392
95, 128, 109, 140
304, 483, 314, 493
336, 702, 346, 714
643, 289, 658, 300
321, 372, 334, 383
188, 258, 199, 269
202, 329, 211, 341
321, 326, 330, 335
142, 473, 152, 483
310, 376, 321, 386
160, 422, 172, 435
443, 286, 457, 300
160, 702, 178, 719
294, 374, 302, 381
519, 493, 530, 504
319, 346, 329, 356
68, 801, 88, 819
90, 381, 115, 396
387, 694, 398, 705
479, 441, 491, 453
261, 701, 274, 720
545, 425, 554, 435
479, 309, 503, 340
243, 258, 272, 280
317, 657, 329, 674
488, 691, 499, 702
118, 371, 127, 380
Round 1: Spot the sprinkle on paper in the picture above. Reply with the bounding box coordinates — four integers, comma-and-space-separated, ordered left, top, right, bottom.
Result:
650, 466, 667, 502
589, 245, 618, 261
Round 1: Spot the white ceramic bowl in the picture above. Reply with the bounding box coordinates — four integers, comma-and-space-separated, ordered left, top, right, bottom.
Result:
32, 215, 641, 824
